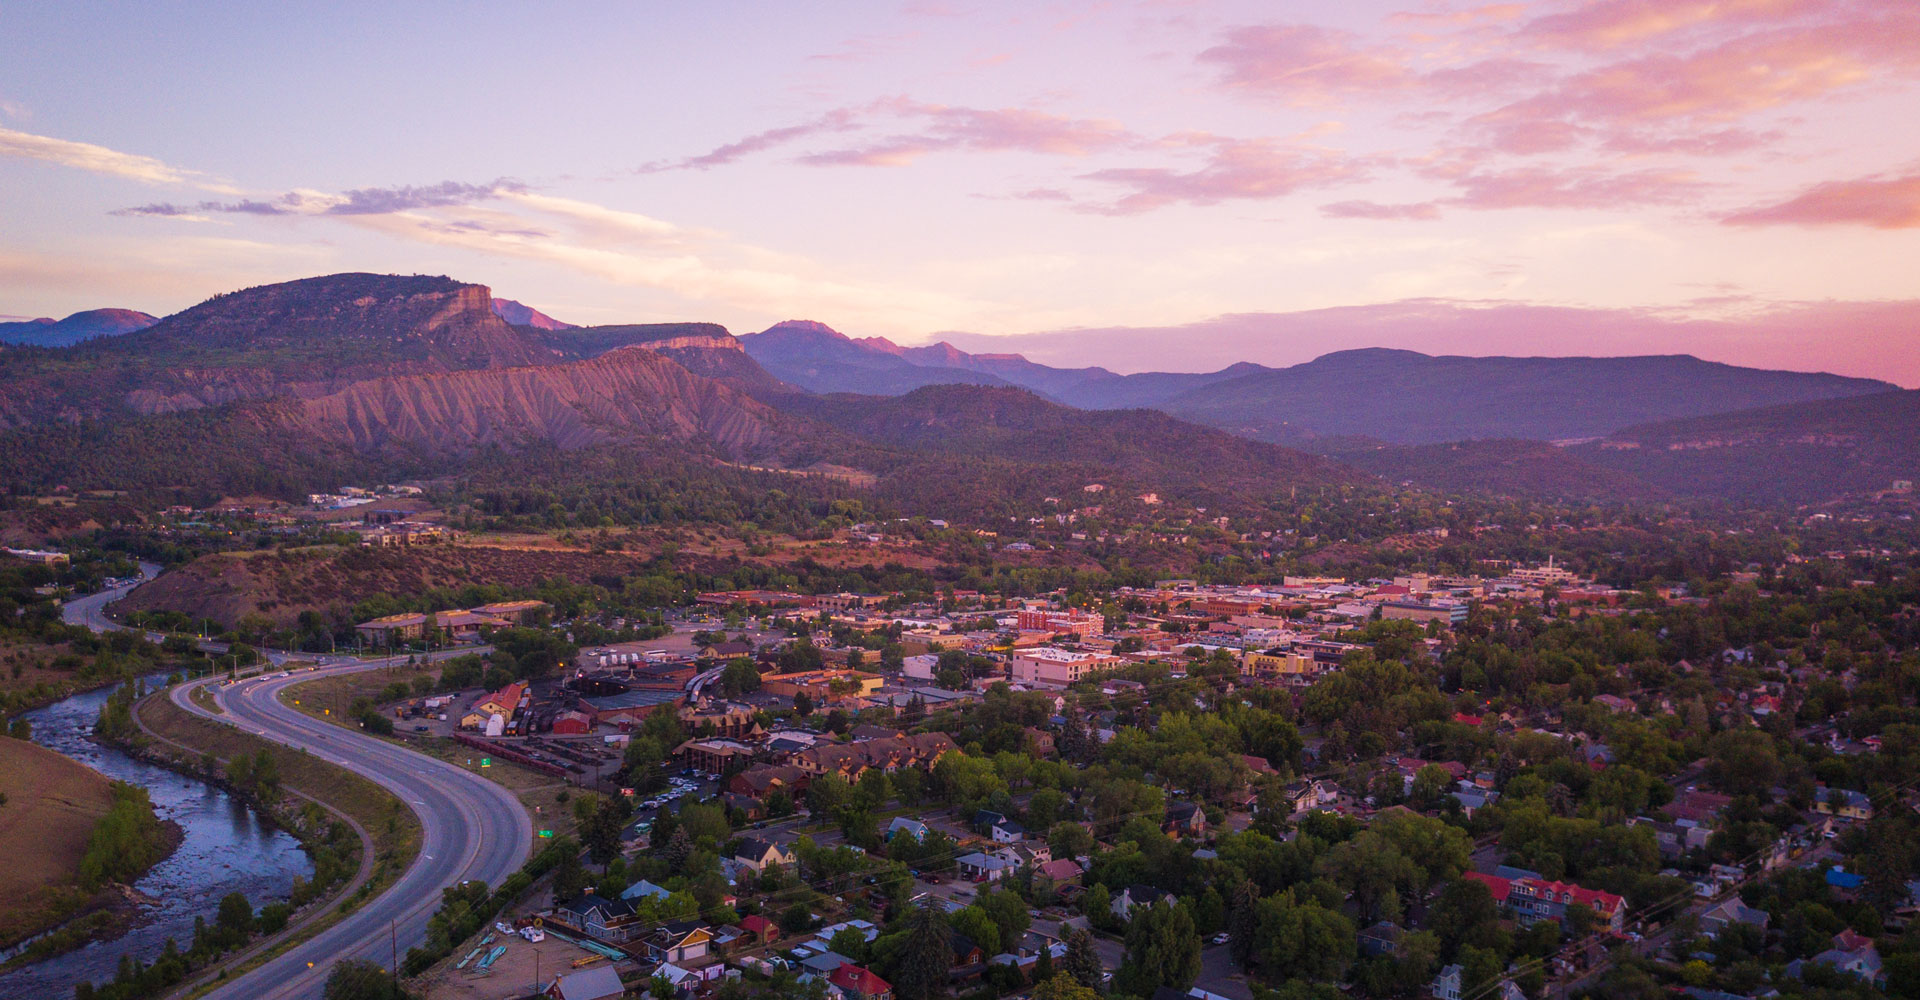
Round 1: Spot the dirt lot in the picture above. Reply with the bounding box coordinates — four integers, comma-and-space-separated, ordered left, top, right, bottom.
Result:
0, 738, 115, 945
415, 926, 631, 1000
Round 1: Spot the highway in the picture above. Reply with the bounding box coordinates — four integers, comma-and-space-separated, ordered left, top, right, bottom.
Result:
63, 569, 535, 1000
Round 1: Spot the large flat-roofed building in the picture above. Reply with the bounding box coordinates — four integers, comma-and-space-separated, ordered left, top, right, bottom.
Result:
1380, 601, 1468, 625
580, 688, 683, 726
1015, 608, 1104, 639
1009, 648, 1122, 688
1243, 648, 1317, 676
761, 669, 884, 702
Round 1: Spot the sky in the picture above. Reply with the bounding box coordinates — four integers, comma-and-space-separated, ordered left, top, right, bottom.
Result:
2, 0, 1917, 380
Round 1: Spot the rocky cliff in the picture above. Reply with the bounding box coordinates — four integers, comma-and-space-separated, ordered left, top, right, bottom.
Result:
289, 345, 790, 456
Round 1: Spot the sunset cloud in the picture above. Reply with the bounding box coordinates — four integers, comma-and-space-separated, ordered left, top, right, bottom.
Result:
1723, 172, 1920, 229
1518, 0, 1826, 51
1080, 138, 1369, 214
1199, 24, 1416, 104
1441, 164, 1708, 209
1321, 199, 1443, 220
0, 125, 233, 191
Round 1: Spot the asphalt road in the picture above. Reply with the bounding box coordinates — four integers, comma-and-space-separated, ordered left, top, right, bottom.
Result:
176, 668, 533, 1000
63, 567, 534, 1000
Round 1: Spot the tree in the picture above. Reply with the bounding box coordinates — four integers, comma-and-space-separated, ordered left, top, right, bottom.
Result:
794, 691, 815, 717
1034, 973, 1100, 1000
1063, 928, 1106, 992
895, 901, 954, 1000
324, 958, 412, 1000
1117, 901, 1201, 995
582, 794, 627, 864
217, 892, 254, 940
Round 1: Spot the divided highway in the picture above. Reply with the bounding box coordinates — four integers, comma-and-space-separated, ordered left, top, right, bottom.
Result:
65, 570, 535, 1000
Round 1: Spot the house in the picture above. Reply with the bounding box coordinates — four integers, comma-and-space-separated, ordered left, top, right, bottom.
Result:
1432, 963, 1463, 1000
736, 837, 797, 873
947, 931, 987, 975
956, 851, 1014, 882
1037, 858, 1084, 884
1701, 898, 1771, 936
739, 914, 781, 945
1815, 785, 1874, 820
554, 895, 641, 942
990, 818, 1028, 844
887, 817, 930, 842
1788, 931, 1884, 984
1358, 922, 1405, 957
620, 879, 672, 903
1163, 801, 1207, 838
1111, 884, 1173, 920
828, 964, 894, 1000
645, 920, 713, 965
1462, 871, 1626, 932
973, 809, 1009, 832
545, 965, 625, 1000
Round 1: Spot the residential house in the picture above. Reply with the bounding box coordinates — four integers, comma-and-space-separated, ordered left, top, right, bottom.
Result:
1788, 930, 1884, 984
1815, 785, 1874, 821
1701, 898, 1771, 936
887, 817, 930, 842
554, 895, 641, 942
1358, 922, 1405, 957
828, 965, 894, 1000
1111, 884, 1173, 920
956, 851, 1014, 882
736, 837, 797, 873
738, 914, 781, 946
1163, 801, 1208, 838
1037, 858, 1084, 884
1432, 964, 1463, 1000
645, 920, 713, 965
620, 879, 672, 904
1463, 871, 1626, 932
990, 818, 1028, 844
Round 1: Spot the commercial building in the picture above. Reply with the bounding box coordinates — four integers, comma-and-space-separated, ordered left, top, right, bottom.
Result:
1009, 648, 1123, 688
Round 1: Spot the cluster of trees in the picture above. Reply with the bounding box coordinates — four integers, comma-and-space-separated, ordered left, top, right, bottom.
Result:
76, 781, 172, 891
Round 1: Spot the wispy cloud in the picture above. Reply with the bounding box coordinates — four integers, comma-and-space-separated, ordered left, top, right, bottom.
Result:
1723, 171, 1920, 229
1321, 199, 1442, 220
646, 100, 1133, 171
0, 125, 236, 191
1079, 137, 1370, 214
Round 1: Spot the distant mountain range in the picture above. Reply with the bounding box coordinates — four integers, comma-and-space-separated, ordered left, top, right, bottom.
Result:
0, 308, 157, 346
0, 273, 1908, 507
741, 320, 1895, 445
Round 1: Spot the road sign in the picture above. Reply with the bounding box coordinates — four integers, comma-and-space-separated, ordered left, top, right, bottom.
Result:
481, 757, 492, 767
538, 829, 554, 838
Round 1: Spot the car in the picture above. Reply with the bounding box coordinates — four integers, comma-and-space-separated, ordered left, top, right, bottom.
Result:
412, 725, 430, 732
1211, 933, 1230, 946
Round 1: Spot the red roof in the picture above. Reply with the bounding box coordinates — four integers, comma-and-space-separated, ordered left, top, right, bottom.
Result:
1453, 712, 1484, 726
829, 965, 892, 995
739, 914, 776, 935
1465, 871, 1623, 915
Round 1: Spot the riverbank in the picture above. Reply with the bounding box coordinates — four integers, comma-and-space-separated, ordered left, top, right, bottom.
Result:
0, 738, 188, 961
122, 684, 425, 998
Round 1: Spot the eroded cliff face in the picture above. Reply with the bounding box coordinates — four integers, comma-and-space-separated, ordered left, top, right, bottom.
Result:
0, 274, 561, 428
288, 346, 789, 456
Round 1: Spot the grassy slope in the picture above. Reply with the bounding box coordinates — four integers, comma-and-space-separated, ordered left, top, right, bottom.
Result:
0, 738, 117, 946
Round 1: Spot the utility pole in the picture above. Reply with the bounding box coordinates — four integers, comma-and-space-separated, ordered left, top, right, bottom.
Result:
391, 918, 398, 989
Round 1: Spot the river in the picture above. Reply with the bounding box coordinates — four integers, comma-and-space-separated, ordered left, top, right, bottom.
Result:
0, 675, 314, 999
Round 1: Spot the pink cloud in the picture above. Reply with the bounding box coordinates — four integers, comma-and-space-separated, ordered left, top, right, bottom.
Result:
798, 103, 1133, 166
1321, 199, 1443, 220
1519, 0, 1827, 51
640, 110, 860, 172
1389, 4, 1528, 27
1198, 25, 1416, 105
1436, 164, 1708, 209
1723, 172, 1920, 228
1079, 138, 1369, 214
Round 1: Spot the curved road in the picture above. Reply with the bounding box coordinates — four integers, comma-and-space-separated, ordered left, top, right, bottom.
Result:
64, 569, 534, 1000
